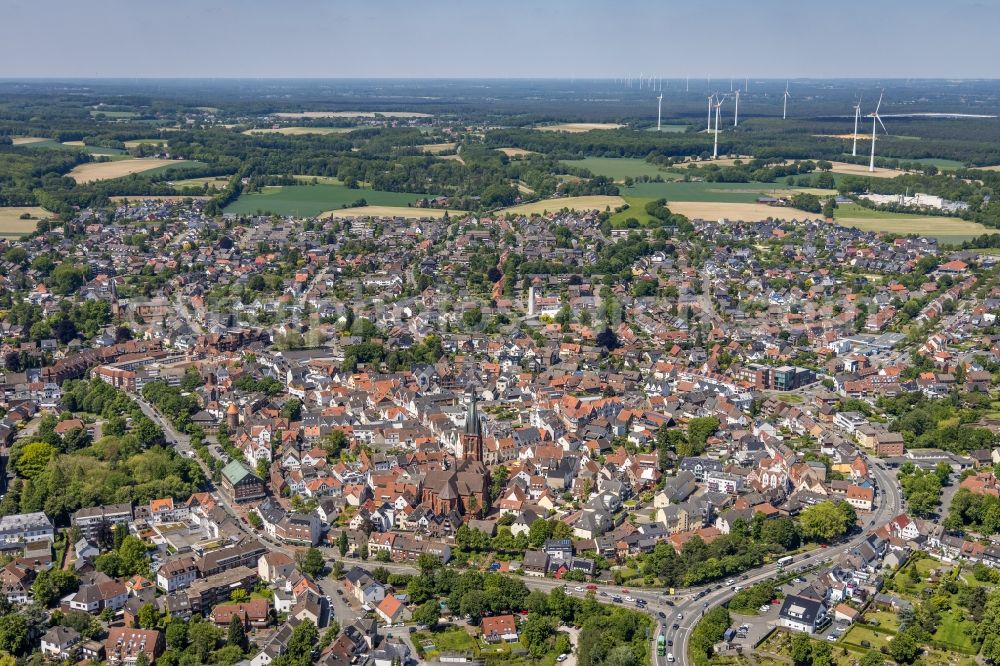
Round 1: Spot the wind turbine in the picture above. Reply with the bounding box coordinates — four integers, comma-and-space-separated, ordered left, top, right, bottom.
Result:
713, 94, 726, 159
686, 76, 689, 93
733, 89, 740, 127
656, 93, 663, 131
706, 94, 714, 132
868, 91, 888, 172
851, 96, 863, 157
782, 81, 790, 120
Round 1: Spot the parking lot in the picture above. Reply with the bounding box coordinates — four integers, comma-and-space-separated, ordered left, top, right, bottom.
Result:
725, 610, 775, 651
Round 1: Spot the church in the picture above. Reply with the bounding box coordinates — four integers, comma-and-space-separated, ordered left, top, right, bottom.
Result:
420, 389, 491, 517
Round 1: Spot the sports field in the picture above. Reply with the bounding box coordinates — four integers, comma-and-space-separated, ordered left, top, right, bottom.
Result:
559, 157, 677, 181
320, 205, 466, 219
497, 147, 536, 158
535, 123, 624, 132
243, 127, 355, 136
273, 111, 431, 119
0, 207, 52, 237
497, 195, 625, 216
68, 159, 198, 183
224, 184, 428, 217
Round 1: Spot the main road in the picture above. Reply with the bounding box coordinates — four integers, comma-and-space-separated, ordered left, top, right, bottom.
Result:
671, 460, 901, 665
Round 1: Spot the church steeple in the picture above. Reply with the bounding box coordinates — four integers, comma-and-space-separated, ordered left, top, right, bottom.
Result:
461, 388, 483, 462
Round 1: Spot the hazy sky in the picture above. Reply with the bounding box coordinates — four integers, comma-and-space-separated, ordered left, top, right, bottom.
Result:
3, 0, 999, 79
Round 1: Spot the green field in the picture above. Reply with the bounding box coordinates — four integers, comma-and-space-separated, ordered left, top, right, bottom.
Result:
610, 181, 802, 226
90, 110, 138, 119
834, 203, 988, 244
559, 157, 680, 181
912, 158, 965, 171
645, 124, 689, 133
137, 161, 208, 179
224, 183, 427, 216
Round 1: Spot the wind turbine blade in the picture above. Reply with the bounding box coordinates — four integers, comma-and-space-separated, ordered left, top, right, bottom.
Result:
875, 92, 883, 114
877, 115, 888, 134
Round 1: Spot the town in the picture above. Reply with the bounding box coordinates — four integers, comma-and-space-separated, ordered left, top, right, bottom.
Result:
0, 186, 998, 666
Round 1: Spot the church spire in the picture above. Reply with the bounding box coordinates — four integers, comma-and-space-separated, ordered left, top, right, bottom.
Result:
461, 387, 483, 462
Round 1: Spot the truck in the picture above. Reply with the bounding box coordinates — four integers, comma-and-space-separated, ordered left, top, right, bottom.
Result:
657, 634, 666, 656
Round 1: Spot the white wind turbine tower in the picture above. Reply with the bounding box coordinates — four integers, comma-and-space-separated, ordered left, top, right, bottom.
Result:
733, 88, 740, 127
851, 96, 863, 157
657, 93, 663, 131
782, 81, 790, 120
868, 91, 888, 172
706, 94, 714, 132
713, 94, 725, 158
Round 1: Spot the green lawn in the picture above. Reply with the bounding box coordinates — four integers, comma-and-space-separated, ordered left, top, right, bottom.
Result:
224, 183, 428, 216
560, 157, 679, 181
414, 627, 479, 658
933, 607, 978, 652
835, 203, 933, 220
841, 624, 890, 650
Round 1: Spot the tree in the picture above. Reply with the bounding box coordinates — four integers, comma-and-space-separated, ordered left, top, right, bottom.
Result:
799, 501, 852, 542
790, 632, 812, 666
859, 651, 885, 666
521, 613, 556, 658
165, 621, 188, 650
297, 547, 325, 578
51, 262, 85, 296
0, 613, 28, 656
188, 621, 222, 662
137, 603, 159, 629
227, 615, 248, 652
411, 600, 440, 628
15, 441, 57, 479
887, 630, 921, 664
119, 535, 151, 576
337, 531, 349, 557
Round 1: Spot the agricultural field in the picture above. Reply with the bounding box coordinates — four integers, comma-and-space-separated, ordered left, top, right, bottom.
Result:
68, 159, 200, 184
834, 203, 987, 243
224, 183, 428, 217
419, 142, 457, 154
11, 136, 49, 145
89, 110, 138, 118
0, 207, 53, 237
645, 124, 689, 133
497, 195, 625, 216
110, 195, 209, 202
559, 157, 678, 181
242, 127, 355, 136
320, 205, 466, 219
826, 160, 907, 178
171, 175, 232, 189
273, 111, 431, 118
291, 175, 344, 185
910, 157, 965, 171
534, 122, 625, 132
123, 139, 168, 148
496, 147, 536, 158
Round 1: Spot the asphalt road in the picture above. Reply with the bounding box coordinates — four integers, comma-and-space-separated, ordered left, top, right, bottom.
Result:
671, 459, 901, 666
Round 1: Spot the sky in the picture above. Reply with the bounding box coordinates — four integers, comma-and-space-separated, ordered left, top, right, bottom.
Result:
3, 0, 999, 79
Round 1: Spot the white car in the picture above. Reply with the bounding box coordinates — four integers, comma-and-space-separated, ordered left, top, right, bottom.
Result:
827, 634, 838, 642
624, 596, 634, 602
667, 652, 675, 662
574, 586, 584, 592
556, 655, 569, 663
